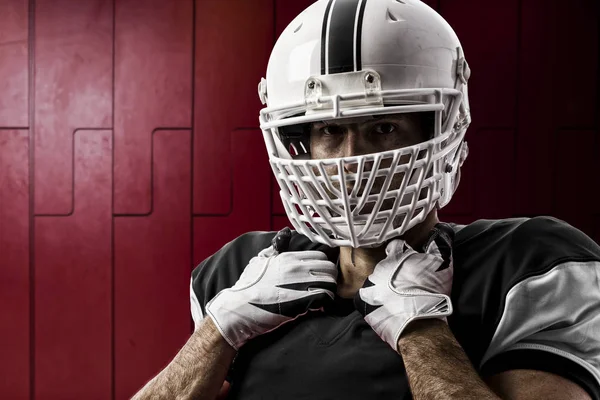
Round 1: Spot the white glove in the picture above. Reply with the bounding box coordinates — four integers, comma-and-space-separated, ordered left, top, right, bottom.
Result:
354, 223, 454, 351
206, 241, 338, 350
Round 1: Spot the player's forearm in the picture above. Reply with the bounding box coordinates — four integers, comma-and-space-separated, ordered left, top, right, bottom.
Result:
131, 317, 236, 400
397, 319, 501, 400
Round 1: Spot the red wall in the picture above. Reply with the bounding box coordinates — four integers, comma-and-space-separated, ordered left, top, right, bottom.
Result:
0, 0, 598, 399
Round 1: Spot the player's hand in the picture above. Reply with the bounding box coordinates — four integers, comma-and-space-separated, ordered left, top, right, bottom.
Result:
206, 229, 338, 350
354, 223, 454, 351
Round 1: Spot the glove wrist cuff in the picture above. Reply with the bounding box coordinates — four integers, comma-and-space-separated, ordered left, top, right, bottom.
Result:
365, 294, 453, 351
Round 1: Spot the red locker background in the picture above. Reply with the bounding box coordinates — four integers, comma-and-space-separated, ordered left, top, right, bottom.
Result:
0, 0, 598, 398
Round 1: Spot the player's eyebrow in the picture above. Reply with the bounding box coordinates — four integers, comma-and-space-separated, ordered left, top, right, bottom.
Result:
312, 113, 406, 127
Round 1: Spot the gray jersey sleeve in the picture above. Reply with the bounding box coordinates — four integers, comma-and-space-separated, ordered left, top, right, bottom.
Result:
456, 217, 600, 399
480, 260, 600, 394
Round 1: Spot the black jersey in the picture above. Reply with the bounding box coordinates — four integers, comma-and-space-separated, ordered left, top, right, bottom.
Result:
190, 217, 600, 400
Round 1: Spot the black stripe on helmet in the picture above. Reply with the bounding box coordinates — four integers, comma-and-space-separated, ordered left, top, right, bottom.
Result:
320, 0, 335, 75
355, 0, 367, 70
327, 0, 361, 74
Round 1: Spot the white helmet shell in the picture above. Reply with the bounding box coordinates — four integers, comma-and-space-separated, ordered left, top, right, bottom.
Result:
259, 0, 471, 248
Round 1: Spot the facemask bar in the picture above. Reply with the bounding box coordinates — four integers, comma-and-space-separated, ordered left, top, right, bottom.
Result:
261, 87, 462, 157
261, 88, 458, 132
270, 127, 459, 247
259, 82, 468, 247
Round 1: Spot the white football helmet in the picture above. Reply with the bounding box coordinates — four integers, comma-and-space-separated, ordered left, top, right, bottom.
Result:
258, 0, 471, 248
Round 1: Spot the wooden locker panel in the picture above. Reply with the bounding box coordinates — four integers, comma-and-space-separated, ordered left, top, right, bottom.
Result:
0, 130, 29, 400
440, 0, 518, 218
34, 130, 112, 399
194, 0, 273, 215
0, 0, 28, 128
34, 0, 112, 215
440, 0, 519, 129
194, 129, 271, 265
514, 0, 559, 216
271, 215, 291, 233
556, 0, 598, 129
114, 130, 192, 400
0, 1, 595, 399
471, 130, 515, 219
114, 0, 193, 215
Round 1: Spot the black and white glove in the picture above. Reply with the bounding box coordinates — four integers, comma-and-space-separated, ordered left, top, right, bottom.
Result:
354, 223, 455, 351
206, 228, 338, 350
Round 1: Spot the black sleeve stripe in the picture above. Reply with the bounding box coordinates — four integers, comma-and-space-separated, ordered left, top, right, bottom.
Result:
481, 349, 600, 400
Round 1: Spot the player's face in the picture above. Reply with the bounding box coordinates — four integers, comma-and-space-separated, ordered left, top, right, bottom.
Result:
309, 113, 426, 160
309, 113, 431, 214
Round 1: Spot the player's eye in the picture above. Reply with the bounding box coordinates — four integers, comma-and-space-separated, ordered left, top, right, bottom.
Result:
373, 122, 397, 135
320, 125, 345, 136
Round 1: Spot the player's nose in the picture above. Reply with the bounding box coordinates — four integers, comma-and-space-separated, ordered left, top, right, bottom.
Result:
341, 130, 377, 197
342, 130, 370, 174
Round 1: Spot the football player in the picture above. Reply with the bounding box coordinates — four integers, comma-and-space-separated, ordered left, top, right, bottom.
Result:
132, 1, 600, 399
